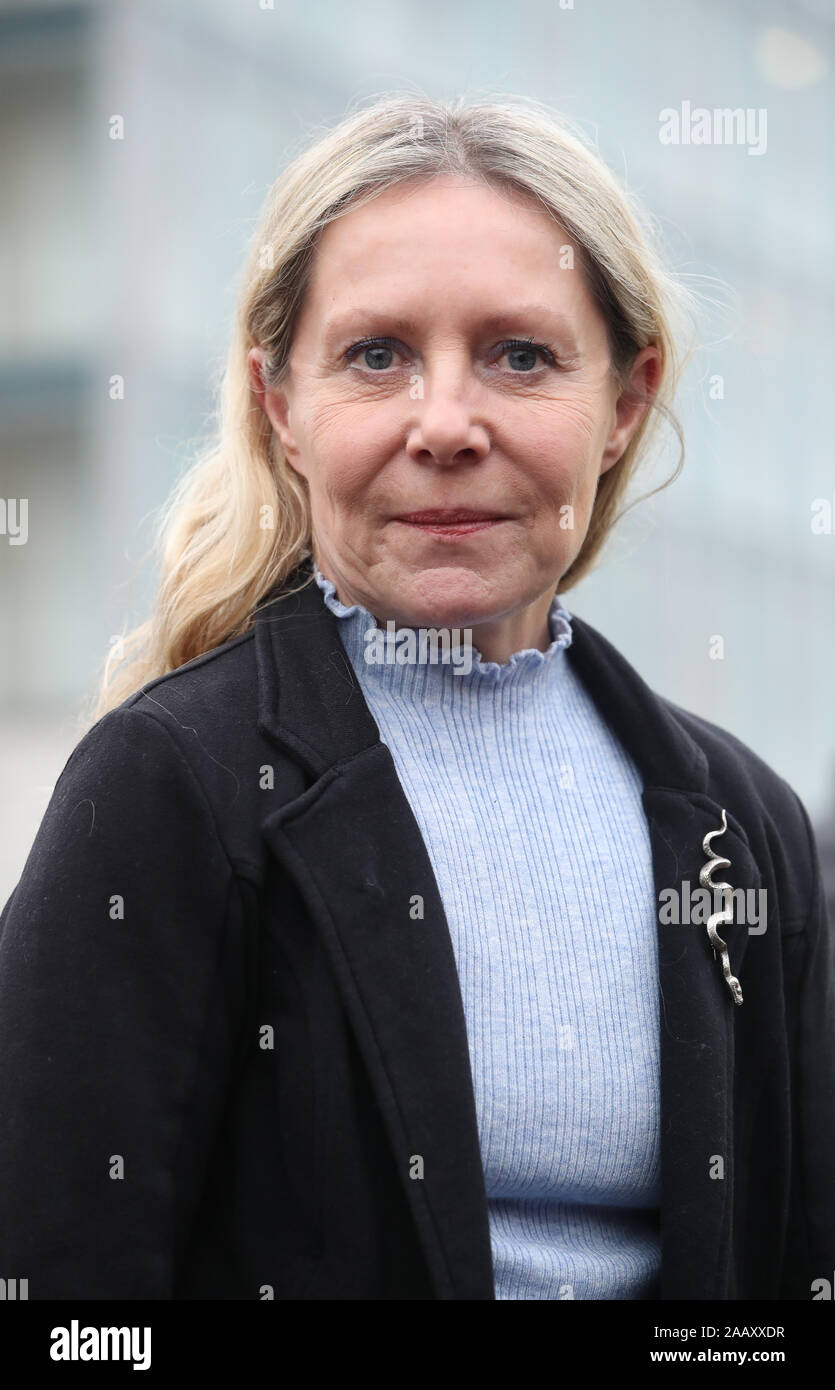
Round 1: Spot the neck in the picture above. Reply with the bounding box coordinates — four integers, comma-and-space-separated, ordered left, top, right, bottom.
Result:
419, 594, 556, 666
311, 560, 574, 682
308, 560, 559, 666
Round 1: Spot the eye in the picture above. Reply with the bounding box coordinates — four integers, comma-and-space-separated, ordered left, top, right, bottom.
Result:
344, 336, 406, 371
494, 338, 557, 372
342, 333, 559, 374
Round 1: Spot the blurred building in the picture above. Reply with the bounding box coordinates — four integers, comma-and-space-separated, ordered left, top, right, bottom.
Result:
1, 0, 834, 904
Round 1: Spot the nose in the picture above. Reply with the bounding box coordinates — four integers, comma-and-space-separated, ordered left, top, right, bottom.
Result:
404, 361, 490, 468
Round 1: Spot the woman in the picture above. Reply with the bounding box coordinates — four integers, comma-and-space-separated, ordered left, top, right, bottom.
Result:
0, 94, 832, 1302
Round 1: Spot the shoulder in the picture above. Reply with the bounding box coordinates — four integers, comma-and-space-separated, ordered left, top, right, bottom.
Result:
48, 630, 267, 871
660, 693, 794, 799
657, 692, 820, 918
571, 611, 819, 918
660, 692, 801, 812
74, 628, 260, 774
572, 611, 811, 846
122, 627, 260, 743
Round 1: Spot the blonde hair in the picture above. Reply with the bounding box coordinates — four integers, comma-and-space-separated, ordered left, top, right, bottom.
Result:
88, 90, 699, 724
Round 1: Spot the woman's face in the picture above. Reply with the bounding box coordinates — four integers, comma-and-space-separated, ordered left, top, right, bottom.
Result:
251, 173, 659, 645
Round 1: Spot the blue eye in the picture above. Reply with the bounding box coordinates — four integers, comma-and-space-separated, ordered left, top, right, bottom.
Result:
364, 346, 393, 370
343, 334, 558, 373
344, 336, 403, 370
497, 339, 557, 371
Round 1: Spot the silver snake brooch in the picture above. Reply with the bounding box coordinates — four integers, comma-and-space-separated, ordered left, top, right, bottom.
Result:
699, 808, 744, 1006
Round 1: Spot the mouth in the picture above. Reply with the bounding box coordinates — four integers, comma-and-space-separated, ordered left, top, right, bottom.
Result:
393, 509, 509, 538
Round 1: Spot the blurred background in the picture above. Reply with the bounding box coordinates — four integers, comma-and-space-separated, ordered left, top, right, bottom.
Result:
1, 0, 833, 913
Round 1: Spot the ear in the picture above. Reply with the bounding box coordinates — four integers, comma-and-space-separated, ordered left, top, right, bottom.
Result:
599, 344, 662, 476
247, 347, 301, 461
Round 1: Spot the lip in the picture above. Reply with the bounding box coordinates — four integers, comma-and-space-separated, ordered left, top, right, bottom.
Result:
395, 509, 506, 523
393, 508, 509, 538
391, 508, 508, 533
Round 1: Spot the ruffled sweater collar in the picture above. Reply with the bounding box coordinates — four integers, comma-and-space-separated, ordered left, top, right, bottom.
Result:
311, 562, 573, 687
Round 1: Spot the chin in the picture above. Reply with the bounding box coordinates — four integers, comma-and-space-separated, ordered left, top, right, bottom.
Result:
392, 567, 523, 629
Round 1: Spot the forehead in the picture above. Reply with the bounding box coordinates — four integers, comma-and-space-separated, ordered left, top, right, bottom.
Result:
299, 174, 602, 336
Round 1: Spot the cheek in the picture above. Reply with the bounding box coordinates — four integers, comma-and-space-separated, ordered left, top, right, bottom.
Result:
518, 403, 604, 502
303, 405, 390, 504
505, 387, 605, 451
537, 393, 603, 454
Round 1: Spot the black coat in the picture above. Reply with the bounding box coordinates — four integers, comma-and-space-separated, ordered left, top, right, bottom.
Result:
1, 565, 833, 1300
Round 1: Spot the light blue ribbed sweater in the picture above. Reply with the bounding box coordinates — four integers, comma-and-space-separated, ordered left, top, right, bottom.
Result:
313, 564, 661, 1300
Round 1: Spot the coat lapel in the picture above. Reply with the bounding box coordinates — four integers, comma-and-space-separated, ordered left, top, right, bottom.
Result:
253, 565, 761, 1300
253, 571, 495, 1299
568, 619, 762, 1299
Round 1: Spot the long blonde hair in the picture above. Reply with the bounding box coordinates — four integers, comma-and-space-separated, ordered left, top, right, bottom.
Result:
88, 90, 699, 725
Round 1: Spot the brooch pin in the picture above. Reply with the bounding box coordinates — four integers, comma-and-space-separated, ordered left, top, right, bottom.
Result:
699, 808, 743, 1006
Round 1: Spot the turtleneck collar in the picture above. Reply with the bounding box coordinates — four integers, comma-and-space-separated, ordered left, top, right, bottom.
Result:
311, 562, 573, 688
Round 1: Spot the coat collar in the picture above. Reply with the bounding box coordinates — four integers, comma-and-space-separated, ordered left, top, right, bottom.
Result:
253, 564, 760, 1299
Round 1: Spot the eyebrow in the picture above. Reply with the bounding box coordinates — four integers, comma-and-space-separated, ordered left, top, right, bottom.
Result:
322, 304, 580, 346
